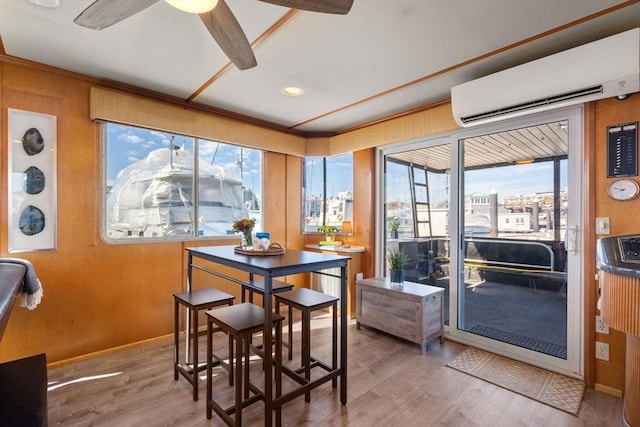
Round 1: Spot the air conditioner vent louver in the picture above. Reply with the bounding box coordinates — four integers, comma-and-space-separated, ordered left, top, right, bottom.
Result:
460, 85, 603, 125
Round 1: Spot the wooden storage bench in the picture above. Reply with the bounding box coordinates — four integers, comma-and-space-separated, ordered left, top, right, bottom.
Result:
356, 277, 444, 354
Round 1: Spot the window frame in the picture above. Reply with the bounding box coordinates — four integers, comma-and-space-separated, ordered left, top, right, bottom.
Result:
100, 121, 263, 244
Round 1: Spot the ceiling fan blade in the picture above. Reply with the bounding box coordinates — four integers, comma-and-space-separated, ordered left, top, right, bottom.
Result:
74, 0, 160, 30
259, 0, 353, 14
199, 0, 257, 70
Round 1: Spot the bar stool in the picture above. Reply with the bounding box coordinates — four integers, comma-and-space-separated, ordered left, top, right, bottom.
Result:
206, 303, 284, 427
173, 288, 235, 401
274, 288, 338, 402
243, 279, 294, 355
241, 279, 294, 305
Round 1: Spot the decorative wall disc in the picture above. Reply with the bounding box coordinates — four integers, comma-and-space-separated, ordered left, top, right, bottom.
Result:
22, 127, 45, 155
23, 166, 46, 194
19, 205, 45, 235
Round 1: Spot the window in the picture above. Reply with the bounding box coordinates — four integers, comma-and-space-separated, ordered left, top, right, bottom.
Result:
102, 123, 262, 242
385, 156, 450, 239
302, 153, 353, 233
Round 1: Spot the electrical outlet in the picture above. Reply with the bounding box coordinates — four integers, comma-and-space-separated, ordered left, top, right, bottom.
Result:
595, 341, 610, 361
596, 315, 610, 334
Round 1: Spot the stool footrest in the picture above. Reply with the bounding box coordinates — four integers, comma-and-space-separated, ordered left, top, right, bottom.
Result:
176, 355, 228, 378
273, 369, 341, 408
293, 358, 331, 375
208, 392, 264, 424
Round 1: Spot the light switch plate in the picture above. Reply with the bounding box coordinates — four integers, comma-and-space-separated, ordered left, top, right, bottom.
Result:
596, 217, 610, 234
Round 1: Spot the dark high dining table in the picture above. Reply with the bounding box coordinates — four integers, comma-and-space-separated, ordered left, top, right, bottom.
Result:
186, 245, 350, 426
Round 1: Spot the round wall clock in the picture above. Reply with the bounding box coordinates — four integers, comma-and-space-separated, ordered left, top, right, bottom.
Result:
607, 178, 640, 201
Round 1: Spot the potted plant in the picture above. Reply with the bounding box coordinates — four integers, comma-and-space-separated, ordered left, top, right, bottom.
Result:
387, 247, 407, 285
389, 217, 400, 239
317, 224, 339, 241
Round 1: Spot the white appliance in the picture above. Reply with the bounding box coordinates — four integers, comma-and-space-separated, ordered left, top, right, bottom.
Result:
311, 268, 342, 299
451, 28, 640, 127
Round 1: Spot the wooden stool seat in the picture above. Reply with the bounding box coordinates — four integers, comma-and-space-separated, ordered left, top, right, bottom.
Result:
274, 288, 339, 402
206, 303, 284, 427
173, 288, 234, 401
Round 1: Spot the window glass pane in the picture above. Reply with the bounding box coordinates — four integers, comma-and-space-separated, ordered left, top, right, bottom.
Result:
196, 140, 261, 235
302, 153, 353, 233
103, 123, 262, 242
303, 157, 324, 232
385, 160, 413, 238
384, 142, 451, 321
413, 166, 426, 185
325, 153, 353, 227
459, 120, 569, 360
414, 186, 428, 203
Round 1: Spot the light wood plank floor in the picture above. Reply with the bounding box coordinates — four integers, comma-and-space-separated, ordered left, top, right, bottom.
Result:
47, 314, 622, 426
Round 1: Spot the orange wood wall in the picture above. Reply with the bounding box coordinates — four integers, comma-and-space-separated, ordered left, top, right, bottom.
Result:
0, 62, 306, 364
0, 58, 637, 394
591, 95, 640, 393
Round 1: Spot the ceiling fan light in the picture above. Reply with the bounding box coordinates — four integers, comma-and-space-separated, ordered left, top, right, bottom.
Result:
28, 0, 60, 8
165, 0, 218, 14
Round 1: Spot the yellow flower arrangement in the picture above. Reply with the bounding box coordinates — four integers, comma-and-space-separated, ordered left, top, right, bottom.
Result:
233, 218, 256, 247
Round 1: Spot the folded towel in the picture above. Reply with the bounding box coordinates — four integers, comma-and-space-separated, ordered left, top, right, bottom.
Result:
0, 258, 43, 310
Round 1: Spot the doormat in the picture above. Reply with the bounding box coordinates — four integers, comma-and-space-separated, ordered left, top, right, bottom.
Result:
466, 324, 567, 359
446, 347, 584, 415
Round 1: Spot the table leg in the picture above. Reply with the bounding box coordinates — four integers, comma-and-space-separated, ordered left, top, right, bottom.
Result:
340, 264, 347, 405
174, 299, 179, 380
264, 275, 273, 427
185, 252, 193, 364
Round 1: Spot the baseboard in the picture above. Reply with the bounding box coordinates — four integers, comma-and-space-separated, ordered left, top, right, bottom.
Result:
47, 333, 172, 369
595, 383, 623, 397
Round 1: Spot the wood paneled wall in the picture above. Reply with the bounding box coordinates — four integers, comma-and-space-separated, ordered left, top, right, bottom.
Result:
0, 62, 303, 364
0, 59, 637, 395
592, 94, 640, 393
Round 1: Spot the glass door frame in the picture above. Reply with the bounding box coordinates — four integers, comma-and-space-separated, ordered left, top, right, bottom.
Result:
376, 106, 584, 378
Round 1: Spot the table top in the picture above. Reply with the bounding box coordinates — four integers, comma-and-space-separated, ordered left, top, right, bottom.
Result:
356, 276, 444, 297
186, 245, 350, 277
305, 244, 365, 254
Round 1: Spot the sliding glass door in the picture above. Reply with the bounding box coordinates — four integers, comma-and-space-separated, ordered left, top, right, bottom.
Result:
380, 108, 583, 377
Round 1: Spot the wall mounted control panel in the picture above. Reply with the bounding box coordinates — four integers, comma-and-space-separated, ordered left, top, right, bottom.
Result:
618, 235, 640, 263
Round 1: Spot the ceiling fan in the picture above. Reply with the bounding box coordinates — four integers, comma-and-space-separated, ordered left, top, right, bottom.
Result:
74, 0, 354, 70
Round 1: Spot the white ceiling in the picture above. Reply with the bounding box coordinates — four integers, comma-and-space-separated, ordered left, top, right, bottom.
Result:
1, 0, 639, 136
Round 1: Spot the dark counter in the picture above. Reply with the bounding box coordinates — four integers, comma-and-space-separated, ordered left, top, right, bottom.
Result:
597, 235, 640, 278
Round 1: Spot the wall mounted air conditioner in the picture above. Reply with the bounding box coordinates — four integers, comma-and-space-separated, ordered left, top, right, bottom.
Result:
451, 27, 640, 127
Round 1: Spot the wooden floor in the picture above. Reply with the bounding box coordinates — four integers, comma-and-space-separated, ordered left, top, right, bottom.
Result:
47, 314, 623, 426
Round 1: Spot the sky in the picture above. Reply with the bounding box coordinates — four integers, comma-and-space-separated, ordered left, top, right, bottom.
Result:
304, 154, 354, 199
464, 160, 568, 202
105, 123, 263, 197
